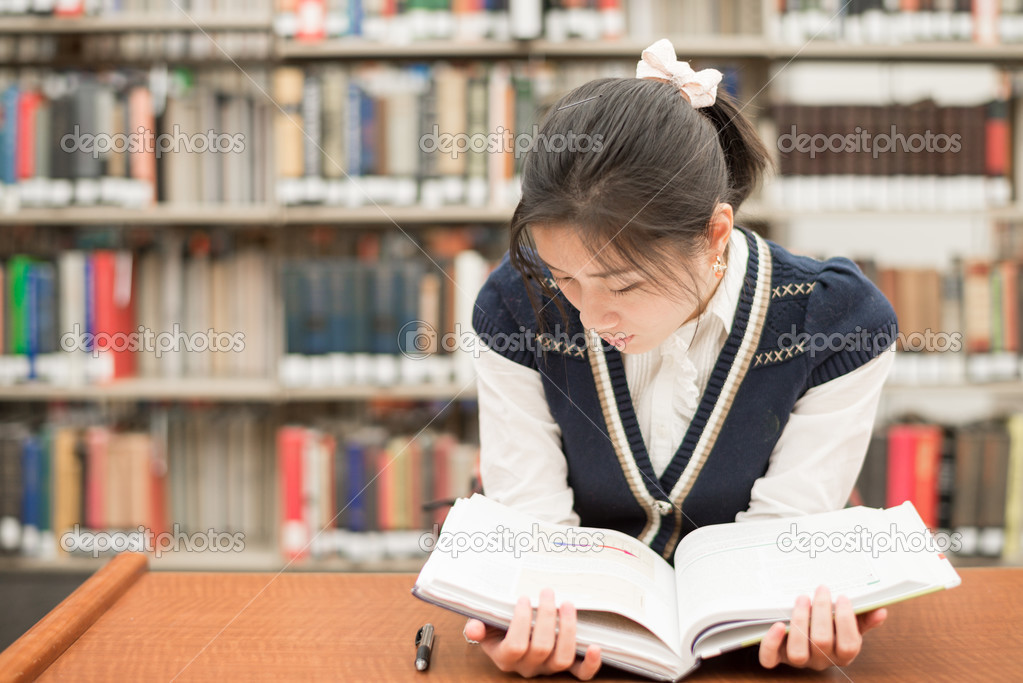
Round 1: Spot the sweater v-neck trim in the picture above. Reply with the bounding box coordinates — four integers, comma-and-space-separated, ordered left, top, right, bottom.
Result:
585, 228, 773, 552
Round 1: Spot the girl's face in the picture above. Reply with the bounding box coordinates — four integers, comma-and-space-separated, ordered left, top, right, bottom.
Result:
531, 225, 718, 355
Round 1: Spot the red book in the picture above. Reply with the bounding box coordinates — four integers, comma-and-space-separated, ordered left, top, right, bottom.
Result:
54, 0, 84, 17
128, 87, 156, 205
278, 426, 308, 560
84, 426, 109, 531
986, 98, 1009, 180
973, 0, 1000, 44
148, 435, 169, 540
320, 432, 337, 532
376, 445, 394, 531
295, 0, 326, 42
16, 90, 40, 180
912, 425, 942, 529
886, 425, 919, 509
90, 250, 137, 381
598, 0, 624, 39
431, 433, 454, 527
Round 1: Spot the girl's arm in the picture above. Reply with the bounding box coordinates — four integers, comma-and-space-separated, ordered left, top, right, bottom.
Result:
469, 336, 600, 679
474, 334, 580, 525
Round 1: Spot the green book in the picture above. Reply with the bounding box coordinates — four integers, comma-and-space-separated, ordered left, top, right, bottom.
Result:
7, 255, 33, 355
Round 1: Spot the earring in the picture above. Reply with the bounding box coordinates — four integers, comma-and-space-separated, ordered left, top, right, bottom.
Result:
712, 254, 727, 279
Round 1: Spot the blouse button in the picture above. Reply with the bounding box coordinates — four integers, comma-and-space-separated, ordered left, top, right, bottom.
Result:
655, 500, 673, 515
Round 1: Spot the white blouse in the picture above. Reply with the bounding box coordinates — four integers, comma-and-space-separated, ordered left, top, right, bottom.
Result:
473, 229, 895, 527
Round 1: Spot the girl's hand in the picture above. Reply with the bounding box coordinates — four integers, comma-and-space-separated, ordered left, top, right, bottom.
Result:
759, 585, 887, 671
463, 588, 602, 680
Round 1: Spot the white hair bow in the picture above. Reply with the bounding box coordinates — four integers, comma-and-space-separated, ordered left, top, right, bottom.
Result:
636, 39, 723, 109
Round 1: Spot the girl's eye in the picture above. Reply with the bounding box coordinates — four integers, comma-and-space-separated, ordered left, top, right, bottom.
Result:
612, 283, 641, 297
552, 275, 573, 284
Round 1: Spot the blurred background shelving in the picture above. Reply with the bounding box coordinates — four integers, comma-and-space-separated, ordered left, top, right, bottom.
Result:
0, 0, 1021, 575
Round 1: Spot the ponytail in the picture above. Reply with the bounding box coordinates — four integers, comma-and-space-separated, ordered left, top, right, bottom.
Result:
696, 88, 772, 209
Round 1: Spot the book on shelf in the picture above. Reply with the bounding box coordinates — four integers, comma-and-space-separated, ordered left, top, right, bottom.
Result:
0, 405, 279, 560
0, 65, 274, 212
767, 61, 1013, 212
0, 225, 507, 389
277, 229, 497, 388
272, 59, 554, 209
1, 0, 275, 19
277, 422, 479, 562
854, 416, 1023, 561
856, 255, 1023, 385
0, 229, 278, 387
272, 1, 765, 44
413, 493, 961, 682
773, 0, 1023, 45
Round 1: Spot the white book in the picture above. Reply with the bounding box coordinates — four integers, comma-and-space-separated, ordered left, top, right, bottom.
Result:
414, 495, 962, 682
452, 250, 488, 385
58, 251, 87, 387
509, 0, 542, 39
160, 233, 185, 379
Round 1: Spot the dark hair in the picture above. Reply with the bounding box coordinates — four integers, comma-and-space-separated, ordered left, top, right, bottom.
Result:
509, 77, 771, 330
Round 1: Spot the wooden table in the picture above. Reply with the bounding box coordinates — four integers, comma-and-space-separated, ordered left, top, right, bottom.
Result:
1, 554, 1020, 681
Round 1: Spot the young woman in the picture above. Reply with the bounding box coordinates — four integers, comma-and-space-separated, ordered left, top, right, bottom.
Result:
465, 40, 896, 679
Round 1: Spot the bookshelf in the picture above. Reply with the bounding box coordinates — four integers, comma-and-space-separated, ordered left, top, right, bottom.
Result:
1, 0, 1021, 571
0, 16, 274, 34
0, 379, 476, 402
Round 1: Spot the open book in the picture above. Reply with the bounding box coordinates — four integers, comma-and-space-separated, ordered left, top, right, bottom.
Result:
412, 494, 961, 682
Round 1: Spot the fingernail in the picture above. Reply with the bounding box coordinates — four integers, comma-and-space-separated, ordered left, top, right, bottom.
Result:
462, 626, 479, 645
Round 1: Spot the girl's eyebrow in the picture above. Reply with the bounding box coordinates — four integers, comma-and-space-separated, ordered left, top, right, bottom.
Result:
542, 260, 636, 279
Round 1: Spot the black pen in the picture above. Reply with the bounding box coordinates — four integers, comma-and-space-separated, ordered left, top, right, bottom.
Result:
415, 623, 434, 671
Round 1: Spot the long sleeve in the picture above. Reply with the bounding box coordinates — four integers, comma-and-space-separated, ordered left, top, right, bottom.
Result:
734, 349, 895, 522
473, 339, 581, 526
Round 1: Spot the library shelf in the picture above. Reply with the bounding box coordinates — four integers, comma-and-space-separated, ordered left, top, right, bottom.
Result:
0, 547, 1015, 574
282, 204, 515, 225
882, 381, 1023, 398
0, 15, 273, 34
0, 550, 429, 573
0, 205, 281, 226
275, 37, 1023, 63
0, 379, 478, 402
0, 205, 512, 226
0, 202, 1016, 226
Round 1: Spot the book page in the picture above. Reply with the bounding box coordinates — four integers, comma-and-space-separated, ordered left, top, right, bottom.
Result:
671, 503, 960, 655
419, 494, 683, 657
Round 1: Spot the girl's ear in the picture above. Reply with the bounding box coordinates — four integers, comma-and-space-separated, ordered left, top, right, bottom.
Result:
708, 202, 734, 258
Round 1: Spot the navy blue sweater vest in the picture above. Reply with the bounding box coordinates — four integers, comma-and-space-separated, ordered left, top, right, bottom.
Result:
471, 228, 898, 562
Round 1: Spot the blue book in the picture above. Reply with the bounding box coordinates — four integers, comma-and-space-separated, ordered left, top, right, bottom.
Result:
33, 261, 58, 355
346, 83, 363, 179
21, 435, 41, 541
351, 262, 373, 354
84, 253, 94, 352
281, 262, 308, 355
305, 261, 330, 355
26, 262, 39, 380
358, 89, 376, 176
0, 86, 18, 186
397, 261, 424, 354
345, 439, 366, 532
372, 262, 397, 354
348, 0, 363, 37
327, 261, 356, 354
38, 427, 53, 545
